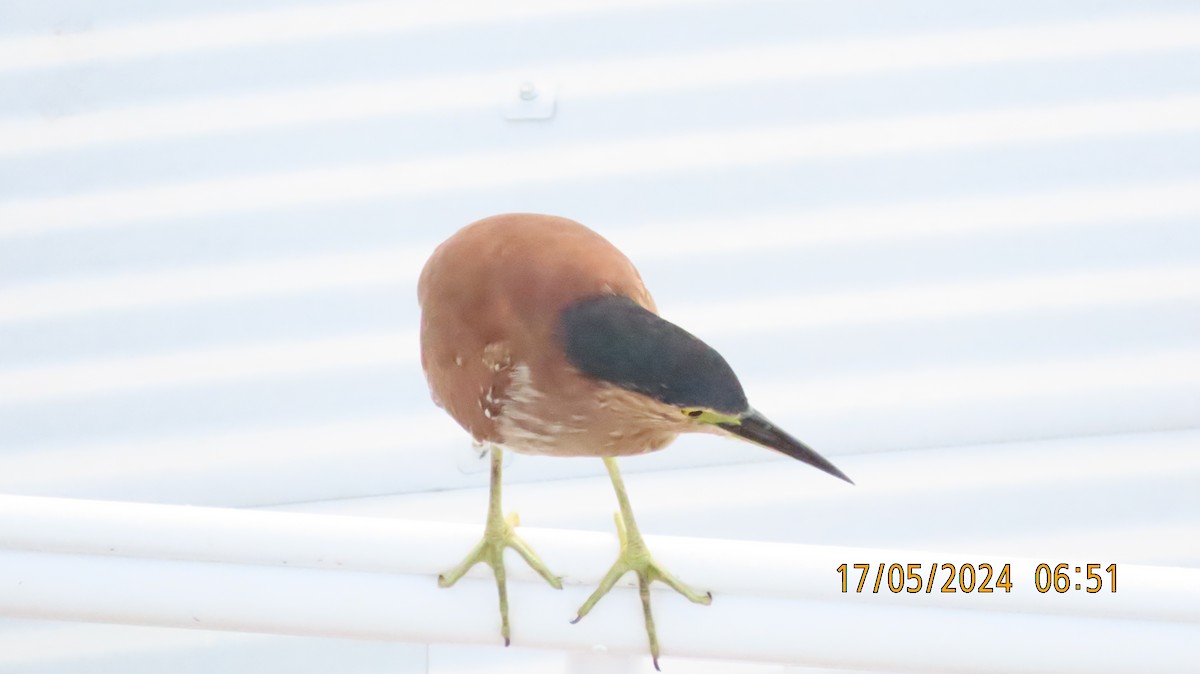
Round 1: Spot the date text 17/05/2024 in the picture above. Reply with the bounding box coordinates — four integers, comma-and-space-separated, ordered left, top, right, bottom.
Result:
836, 562, 1118, 594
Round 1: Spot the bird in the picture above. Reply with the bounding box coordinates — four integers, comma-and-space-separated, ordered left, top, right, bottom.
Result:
418, 213, 852, 669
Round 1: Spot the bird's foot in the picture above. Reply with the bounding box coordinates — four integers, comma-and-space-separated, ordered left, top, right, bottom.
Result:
438, 511, 563, 646
572, 513, 712, 671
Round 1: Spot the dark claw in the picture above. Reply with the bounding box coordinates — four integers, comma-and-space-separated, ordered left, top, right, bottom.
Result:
569, 614, 582, 625
504, 636, 510, 647
653, 655, 661, 671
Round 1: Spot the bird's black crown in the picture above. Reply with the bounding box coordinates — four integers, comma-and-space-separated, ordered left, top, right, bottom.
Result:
558, 295, 749, 414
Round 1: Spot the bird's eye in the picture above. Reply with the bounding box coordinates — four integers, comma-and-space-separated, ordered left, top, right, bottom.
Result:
686, 409, 704, 418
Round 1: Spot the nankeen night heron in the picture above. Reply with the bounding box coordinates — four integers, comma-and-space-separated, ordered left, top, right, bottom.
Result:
418, 213, 852, 668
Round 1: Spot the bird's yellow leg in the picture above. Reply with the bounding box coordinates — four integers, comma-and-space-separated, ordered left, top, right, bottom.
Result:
438, 445, 563, 646
572, 457, 712, 670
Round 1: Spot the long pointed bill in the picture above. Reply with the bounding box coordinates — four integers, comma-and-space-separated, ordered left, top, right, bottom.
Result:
718, 409, 854, 484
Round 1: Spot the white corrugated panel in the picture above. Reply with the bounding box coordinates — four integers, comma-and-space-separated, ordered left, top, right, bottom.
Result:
0, 0, 1197, 671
